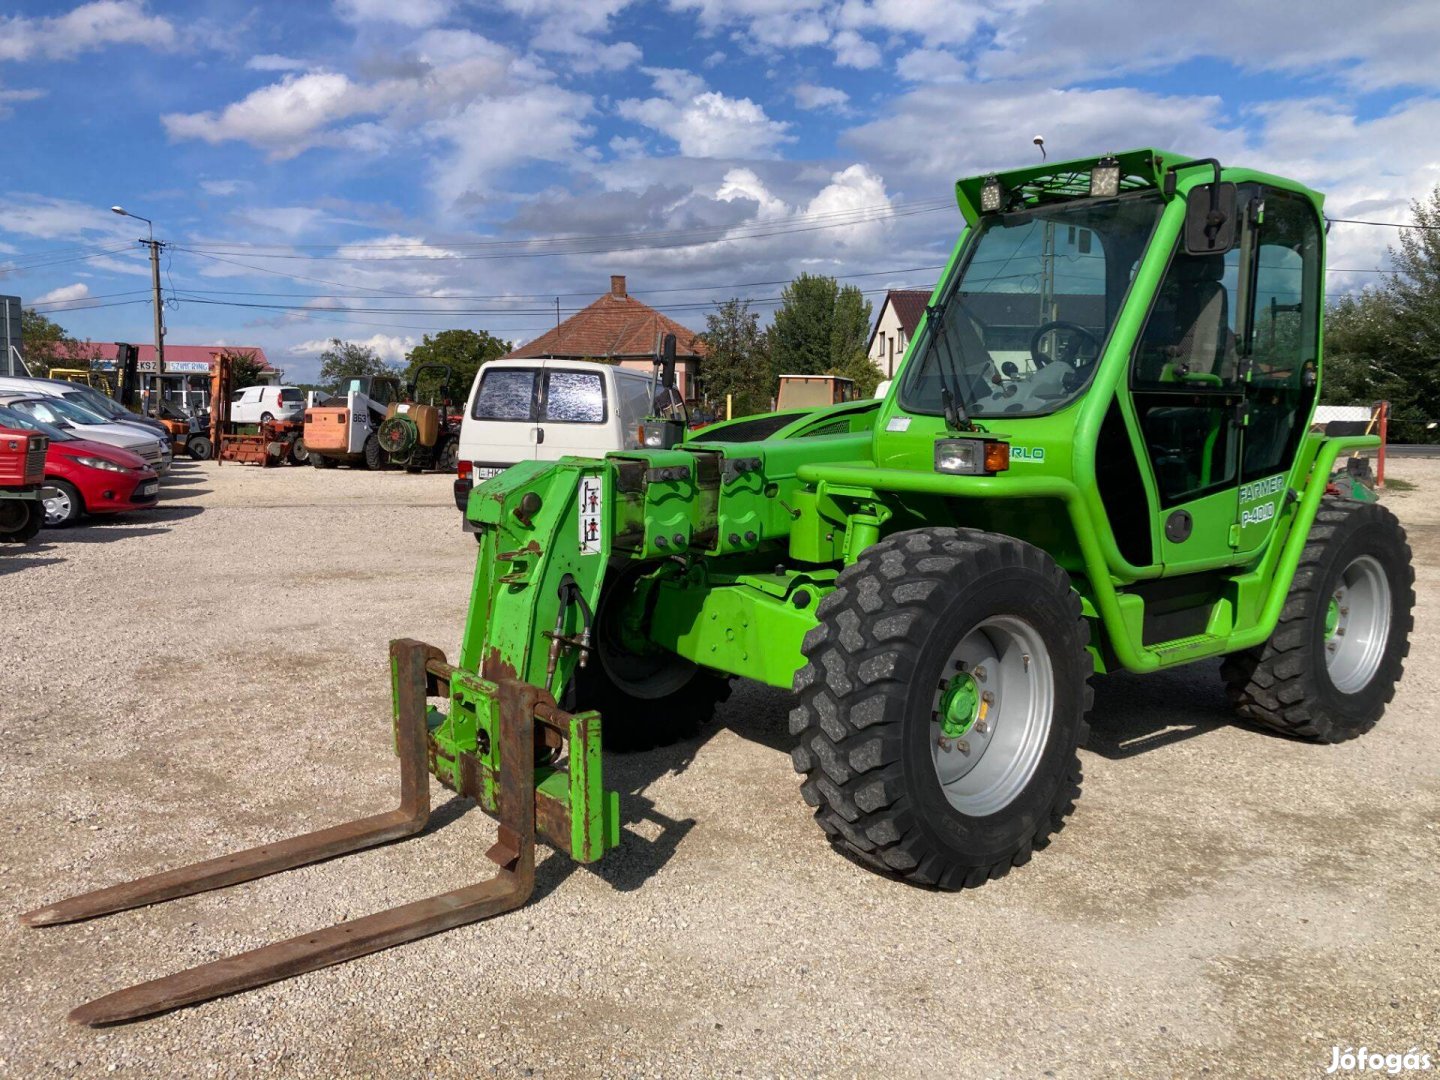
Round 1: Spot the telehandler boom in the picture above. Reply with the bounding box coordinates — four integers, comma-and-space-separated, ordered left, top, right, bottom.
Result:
22, 149, 1413, 1024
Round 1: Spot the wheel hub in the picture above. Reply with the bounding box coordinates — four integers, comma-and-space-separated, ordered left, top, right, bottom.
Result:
1324, 554, 1391, 694
938, 672, 981, 738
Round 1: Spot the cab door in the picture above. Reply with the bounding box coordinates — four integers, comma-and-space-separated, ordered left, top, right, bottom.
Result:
1231, 188, 1323, 556
1127, 235, 1247, 574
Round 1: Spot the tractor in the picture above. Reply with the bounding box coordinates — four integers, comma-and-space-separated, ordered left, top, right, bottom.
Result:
375, 363, 461, 472
0, 425, 47, 547
23, 149, 1413, 1025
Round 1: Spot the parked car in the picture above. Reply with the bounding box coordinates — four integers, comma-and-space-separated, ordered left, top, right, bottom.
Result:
0, 376, 171, 441
0, 395, 171, 475
0, 406, 159, 526
453, 359, 655, 515
229, 385, 305, 424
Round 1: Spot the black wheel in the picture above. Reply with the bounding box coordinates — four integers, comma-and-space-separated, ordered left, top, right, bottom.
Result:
312, 453, 335, 469
187, 435, 212, 461
571, 565, 732, 751
790, 528, 1092, 890
260, 411, 274, 423
437, 438, 460, 473
41, 480, 84, 527
363, 435, 384, 471
1222, 499, 1413, 743
288, 438, 310, 466
0, 499, 42, 543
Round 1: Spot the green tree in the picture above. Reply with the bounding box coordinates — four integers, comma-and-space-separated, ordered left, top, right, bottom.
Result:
769, 273, 839, 376
700, 299, 773, 418
827, 284, 878, 396
770, 274, 881, 396
402, 329, 510, 404
20, 308, 78, 376
219, 347, 267, 388
318, 339, 396, 387
1323, 184, 1440, 442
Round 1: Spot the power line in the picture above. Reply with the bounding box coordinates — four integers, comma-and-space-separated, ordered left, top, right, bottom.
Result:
1328, 216, 1440, 231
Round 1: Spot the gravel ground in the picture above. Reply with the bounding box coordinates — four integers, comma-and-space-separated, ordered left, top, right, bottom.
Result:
1, 457, 1437, 1079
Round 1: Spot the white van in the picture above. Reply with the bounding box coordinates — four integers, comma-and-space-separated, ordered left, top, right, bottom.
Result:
229, 384, 305, 424
453, 358, 655, 513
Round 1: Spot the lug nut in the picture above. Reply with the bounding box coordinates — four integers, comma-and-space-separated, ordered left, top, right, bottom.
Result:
937, 736, 952, 752
974, 718, 990, 735
973, 665, 987, 682
956, 739, 971, 755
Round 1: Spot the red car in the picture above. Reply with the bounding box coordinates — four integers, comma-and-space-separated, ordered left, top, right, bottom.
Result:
0, 405, 159, 527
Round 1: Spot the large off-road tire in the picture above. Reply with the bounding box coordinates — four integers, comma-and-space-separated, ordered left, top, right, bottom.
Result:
570, 565, 732, 751
187, 435, 212, 461
363, 434, 384, 471
287, 438, 310, 466
437, 437, 460, 474
0, 500, 42, 543
790, 528, 1092, 890
1221, 499, 1413, 743
311, 452, 336, 469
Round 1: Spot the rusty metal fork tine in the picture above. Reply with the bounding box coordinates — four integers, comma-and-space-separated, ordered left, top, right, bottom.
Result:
65, 673, 540, 1027
18, 640, 440, 929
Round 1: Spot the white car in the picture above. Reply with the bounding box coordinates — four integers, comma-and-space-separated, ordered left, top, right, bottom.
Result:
229, 385, 305, 424
0, 395, 171, 475
0, 376, 172, 442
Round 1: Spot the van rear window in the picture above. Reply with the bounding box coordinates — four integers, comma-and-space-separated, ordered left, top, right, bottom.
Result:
473, 369, 537, 421
277, 389, 303, 404
543, 371, 605, 423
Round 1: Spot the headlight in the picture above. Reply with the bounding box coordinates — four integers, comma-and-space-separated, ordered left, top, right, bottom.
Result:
934, 438, 1010, 476
74, 455, 132, 473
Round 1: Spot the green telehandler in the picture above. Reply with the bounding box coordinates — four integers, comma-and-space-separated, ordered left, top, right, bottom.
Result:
23, 149, 1413, 1024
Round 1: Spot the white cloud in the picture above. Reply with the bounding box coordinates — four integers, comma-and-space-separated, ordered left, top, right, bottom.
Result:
670, 0, 831, 50
0, 1, 176, 62
0, 195, 138, 242
245, 54, 309, 72
702, 49, 726, 68
830, 28, 880, 69
32, 283, 91, 305
792, 83, 848, 110
199, 179, 246, 197
619, 69, 791, 158
0, 85, 45, 118
288, 333, 416, 363
895, 47, 968, 83
333, 0, 451, 27
163, 72, 366, 158
491, 0, 642, 71
837, 0, 989, 45
425, 84, 593, 205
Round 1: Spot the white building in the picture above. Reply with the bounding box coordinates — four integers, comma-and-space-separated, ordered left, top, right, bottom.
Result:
867, 289, 929, 379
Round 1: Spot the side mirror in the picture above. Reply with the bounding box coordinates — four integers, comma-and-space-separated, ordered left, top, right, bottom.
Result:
1184, 182, 1237, 255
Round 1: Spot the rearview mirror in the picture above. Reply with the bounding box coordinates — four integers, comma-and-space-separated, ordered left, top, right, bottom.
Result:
1184, 182, 1237, 255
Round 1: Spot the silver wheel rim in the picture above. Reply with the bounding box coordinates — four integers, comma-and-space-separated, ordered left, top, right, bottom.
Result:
930, 615, 1054, 817
1325, 554, 1391, 694
41, 486, 71, 525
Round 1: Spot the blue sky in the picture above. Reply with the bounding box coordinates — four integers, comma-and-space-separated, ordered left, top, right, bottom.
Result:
1, 0, 1435, 381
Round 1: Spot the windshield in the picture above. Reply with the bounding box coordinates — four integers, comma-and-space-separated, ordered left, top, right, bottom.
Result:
0, 404, 74, 441
900, 193, 1164, 419
63, 388, 124, 419
11, 396, 111, 427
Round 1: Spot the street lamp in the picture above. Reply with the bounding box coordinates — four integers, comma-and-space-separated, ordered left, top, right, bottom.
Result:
111, 205, 164, 418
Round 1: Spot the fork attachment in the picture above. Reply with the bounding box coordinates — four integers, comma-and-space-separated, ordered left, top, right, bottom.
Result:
19, 638, 616, 1026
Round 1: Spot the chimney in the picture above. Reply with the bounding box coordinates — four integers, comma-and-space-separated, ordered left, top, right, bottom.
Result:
610, 275, 627, 299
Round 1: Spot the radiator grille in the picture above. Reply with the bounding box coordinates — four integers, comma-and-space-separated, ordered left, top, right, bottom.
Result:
25, 437, 47, 484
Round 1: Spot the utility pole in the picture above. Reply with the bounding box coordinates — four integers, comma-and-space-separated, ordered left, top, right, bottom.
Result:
110, 206, 164, 418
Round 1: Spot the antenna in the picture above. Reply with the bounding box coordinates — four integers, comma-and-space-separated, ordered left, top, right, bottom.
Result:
1033, 134, 1046, 160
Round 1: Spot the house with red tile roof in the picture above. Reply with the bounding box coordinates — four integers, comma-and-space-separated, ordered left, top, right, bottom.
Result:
868, 289, 930, 379
506, 276, 707, 398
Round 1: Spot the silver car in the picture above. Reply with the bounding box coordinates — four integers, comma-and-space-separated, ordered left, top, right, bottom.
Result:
0, 395, 171, 475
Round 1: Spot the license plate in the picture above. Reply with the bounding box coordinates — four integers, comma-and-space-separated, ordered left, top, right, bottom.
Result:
473, 467, 503, 480
141, 482, 159, 496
